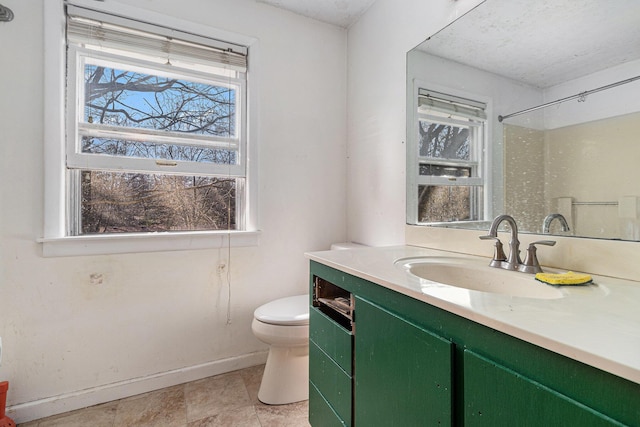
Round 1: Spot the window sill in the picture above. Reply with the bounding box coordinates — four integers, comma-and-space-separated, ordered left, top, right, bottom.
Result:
38, 230, 261, 257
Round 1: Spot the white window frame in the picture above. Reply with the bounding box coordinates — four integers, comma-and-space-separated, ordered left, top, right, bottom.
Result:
417, 113, 484, 223
41, 0, 260, 256
407, 81, 491, 225
66, 49, 247, 177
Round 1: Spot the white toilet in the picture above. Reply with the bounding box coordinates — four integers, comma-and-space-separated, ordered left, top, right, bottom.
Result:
252, 294, 310, 405
251, 242, 365, 405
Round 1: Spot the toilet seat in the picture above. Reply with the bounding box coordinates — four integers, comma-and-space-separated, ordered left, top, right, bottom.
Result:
254, 295, 309, 326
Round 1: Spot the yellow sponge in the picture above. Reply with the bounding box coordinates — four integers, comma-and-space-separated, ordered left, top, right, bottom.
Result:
535, 271, 593, 286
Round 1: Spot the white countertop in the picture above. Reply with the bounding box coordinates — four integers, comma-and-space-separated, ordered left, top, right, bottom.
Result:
306, 245, 640, 385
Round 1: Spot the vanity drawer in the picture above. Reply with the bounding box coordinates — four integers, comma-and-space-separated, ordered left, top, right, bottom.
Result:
309, 341, 352, 426
309, 382, 348, 427
310, 307, 352, 374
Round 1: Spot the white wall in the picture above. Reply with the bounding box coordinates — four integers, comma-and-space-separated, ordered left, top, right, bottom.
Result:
542, 112, 640, 240
0, 0, 347, 422
544, 58, 640, 129
346, 0, 484, 246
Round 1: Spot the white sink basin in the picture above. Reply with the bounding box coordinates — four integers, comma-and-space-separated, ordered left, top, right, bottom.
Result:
395, 256, 565, 300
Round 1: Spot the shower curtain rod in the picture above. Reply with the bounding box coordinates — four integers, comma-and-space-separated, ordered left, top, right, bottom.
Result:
498, 74, 640, 122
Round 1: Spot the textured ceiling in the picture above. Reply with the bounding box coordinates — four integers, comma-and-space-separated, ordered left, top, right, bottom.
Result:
415, 0, 640, 88
256, 0, 377, 28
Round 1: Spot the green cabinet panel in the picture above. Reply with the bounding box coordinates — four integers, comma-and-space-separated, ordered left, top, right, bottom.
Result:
310, 307, 353, 374
309, 341, 352, 426
354, 297, 454, 426
310, 382, 348, 427
463, 350, 624, 426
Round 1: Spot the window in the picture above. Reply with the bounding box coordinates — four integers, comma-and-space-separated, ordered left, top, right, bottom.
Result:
410, 89, 487, 224
65, 5, 248, 236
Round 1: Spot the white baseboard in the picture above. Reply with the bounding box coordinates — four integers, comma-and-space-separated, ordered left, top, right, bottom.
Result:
8, 351, 268, 424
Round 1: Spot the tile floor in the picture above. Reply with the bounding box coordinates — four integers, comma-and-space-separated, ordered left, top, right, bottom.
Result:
17, 365, 311, 427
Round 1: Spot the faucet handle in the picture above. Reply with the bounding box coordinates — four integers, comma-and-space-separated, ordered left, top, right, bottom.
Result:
480, 235, 507, 268
518, 240, 556, 274
531, 240, 556, 247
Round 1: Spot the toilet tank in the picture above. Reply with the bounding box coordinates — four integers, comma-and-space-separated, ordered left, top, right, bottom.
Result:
330, 242, 366, 250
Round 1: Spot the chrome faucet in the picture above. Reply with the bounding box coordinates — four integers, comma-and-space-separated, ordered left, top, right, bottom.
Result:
542, 213, 570, 234
480, 214, 521, 270
481, 214, 556, 274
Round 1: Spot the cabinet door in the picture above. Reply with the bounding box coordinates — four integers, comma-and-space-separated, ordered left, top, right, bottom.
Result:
464, 350, 623, 426
354, 297, 453, 426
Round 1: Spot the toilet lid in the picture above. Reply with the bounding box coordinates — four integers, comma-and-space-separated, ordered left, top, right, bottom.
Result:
254, 295, 309, 326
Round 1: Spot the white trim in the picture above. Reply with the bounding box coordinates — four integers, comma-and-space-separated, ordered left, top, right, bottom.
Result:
417, 176, 484, 186
44, 0, 67, 238
406, 78, 420, 225
6, 351, 268, 424
43, 0, 260, 250
418, 112, 484, 128
77, 123, 241, 150
65, 154, 246, 177
244, 42, 260, 232
39, 230, 261, 257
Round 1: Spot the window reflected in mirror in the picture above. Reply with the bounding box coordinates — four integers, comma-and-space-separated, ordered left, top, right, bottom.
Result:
409, 89, 486, 225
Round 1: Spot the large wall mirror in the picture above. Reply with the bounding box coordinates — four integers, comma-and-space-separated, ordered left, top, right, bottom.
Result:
406, 0, 640, 241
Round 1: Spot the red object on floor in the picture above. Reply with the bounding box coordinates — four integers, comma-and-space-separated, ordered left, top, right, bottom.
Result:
0, 382, 16, 427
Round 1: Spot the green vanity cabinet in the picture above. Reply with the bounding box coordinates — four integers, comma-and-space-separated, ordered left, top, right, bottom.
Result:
308, 261, 640, 426
463, 350, 623, 426
354, 297, 453, 426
